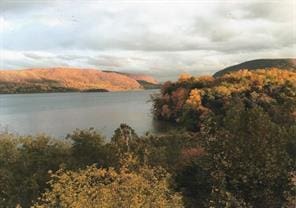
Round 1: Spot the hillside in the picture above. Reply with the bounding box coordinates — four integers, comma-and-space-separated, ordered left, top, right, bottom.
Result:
214, 58, 296, 77
0, 68, 159, 94
102, 71, 158, 84
124, 74, 158, 84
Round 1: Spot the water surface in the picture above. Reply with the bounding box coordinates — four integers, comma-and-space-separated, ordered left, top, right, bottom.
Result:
0, 90, 164, 138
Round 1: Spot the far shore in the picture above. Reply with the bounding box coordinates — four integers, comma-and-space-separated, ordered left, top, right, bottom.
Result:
0, 88, 160, 95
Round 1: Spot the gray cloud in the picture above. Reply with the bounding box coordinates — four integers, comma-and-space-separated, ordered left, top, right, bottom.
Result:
87, 55, 131, 68
0, 0, 295, 80
0, 0, 53, 14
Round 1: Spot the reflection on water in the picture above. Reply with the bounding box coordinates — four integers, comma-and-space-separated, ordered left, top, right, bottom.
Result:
0, 90, 168, 138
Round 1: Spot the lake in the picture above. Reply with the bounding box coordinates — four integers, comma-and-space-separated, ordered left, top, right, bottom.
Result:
0, 90, 166, 139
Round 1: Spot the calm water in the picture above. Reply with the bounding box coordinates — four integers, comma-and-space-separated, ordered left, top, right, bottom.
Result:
0, 90, 165, 138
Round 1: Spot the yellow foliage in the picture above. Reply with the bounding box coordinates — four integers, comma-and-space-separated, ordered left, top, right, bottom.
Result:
178, 73, 192, 82
195, 75, 214, 82
155, 68, 296, 122
210, 69, 296, 97
213, 86, 232, 96
222, 68, 296, 87
33, 164, 184, 208
184, 69, 296, 110
186, 89, 204, 108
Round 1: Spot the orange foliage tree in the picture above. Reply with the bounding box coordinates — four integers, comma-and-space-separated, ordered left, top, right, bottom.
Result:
152, 68, 296, 130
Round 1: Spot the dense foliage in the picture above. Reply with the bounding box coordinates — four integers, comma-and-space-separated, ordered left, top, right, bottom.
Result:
0, 134, 70, 207
0, 68, 295, 207
152, 68, 296, 207
203, 105, 295, 207
152, 68, 296, 131
0, 127, 195, 208
33, 156, 183, 208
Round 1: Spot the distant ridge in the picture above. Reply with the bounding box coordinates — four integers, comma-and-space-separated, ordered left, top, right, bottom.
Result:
214, 58, 296, 77
102, 70, 158, 84
0, 68, 159, 94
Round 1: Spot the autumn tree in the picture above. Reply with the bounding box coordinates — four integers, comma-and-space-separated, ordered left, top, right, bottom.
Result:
152, 68, 296, 131
203, 105, 294, 207
0, 134, 71, 208
33, 156, 184, 208
66, 128, 108, 169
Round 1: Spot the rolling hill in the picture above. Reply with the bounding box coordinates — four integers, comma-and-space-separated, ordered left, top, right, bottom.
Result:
214, 58, 296, 77
0, 68, 159, 94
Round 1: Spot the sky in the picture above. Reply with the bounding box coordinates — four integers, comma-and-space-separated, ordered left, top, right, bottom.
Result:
0, 0, 295, 81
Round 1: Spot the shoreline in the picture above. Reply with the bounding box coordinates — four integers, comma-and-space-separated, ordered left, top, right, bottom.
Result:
0, 88, 160, 95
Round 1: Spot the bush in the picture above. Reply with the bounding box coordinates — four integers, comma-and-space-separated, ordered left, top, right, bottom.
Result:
0, 134, 70, 207
33, 155, 184, 208
66, 128, 108, 169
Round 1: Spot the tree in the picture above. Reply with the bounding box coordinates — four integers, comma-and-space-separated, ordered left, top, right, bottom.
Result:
33, 156, 184, 208
67, 128, 108, 169
0, 133, 20, 207
204, 105, 294, 207
175, 159, 213, 208
153, 68, 296, 131
111, 123, 139, 154
0, 134, 70, 207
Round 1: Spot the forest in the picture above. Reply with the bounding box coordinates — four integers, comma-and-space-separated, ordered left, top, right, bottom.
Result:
0, 68, 295, 208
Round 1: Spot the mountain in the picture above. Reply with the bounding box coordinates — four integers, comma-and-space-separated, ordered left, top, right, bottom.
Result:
136, 80, 162, 89
214, 58, 296, 77
123, 74, 158, 84
0, 68, 159, 94
102, 71, 161, 89
102, 71, 158, 84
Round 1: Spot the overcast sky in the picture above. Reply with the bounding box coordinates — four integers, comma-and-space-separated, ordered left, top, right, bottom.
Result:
0, 0, 295, 80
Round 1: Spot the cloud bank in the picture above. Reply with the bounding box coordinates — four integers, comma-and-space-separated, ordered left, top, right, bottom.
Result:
0, 0, 295, 80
